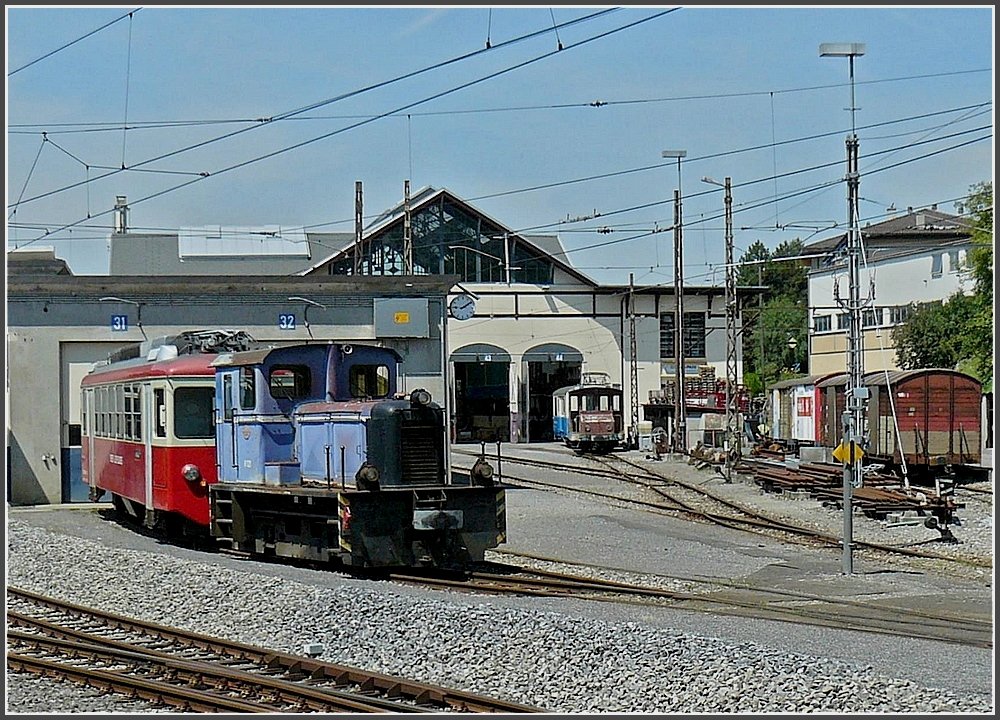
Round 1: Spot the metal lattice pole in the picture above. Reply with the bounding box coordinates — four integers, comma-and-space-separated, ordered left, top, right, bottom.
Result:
629, 273, 639, 449
674, 189, 687, 452
403, 180, 413, 274
723, 177, 740, 482
354, 181, 363, 275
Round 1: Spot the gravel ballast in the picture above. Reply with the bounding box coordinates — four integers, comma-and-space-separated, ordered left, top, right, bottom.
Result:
5, 514, 993, 715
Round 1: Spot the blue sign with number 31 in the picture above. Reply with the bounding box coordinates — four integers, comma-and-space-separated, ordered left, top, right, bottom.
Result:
111, 314, 128, 331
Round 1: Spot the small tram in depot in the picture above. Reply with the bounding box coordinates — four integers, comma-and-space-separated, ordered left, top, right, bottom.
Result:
81, 329, 506, 569
552, 372, 624, 453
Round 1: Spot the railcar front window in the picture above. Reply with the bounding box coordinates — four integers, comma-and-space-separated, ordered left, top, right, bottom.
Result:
349, 364, 390, 398
174, 387, 215, 439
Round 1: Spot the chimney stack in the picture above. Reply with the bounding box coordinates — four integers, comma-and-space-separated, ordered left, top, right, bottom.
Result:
114, 196, 129, 234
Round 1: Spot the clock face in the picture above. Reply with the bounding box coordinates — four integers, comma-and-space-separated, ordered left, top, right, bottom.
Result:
449, 294, 476, 320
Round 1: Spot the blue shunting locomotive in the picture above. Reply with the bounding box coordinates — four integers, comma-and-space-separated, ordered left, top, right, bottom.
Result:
206, 340, 505, 568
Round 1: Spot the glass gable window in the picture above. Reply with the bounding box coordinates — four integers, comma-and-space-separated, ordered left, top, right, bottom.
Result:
326, 195, 554, 284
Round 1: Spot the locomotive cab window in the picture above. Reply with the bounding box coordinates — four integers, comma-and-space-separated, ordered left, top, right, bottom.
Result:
240, 366, 256, 409
174, 387, 215, 439
269, 366, 311, 400
349, 364, 390, 398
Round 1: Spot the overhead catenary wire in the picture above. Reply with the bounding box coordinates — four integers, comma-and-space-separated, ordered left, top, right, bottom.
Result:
11, 133, 990, 270
9, 68, 989, 133
14, 9, 680, 247
7, 7, 142, 76
8, 7, 626, 209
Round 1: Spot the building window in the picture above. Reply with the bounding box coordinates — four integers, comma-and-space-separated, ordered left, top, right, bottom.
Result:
948, 249, 961, 273
862, 308, 881, 328
659, 312, 675, 358
889, 305, 912, 325
814, 315, 832, 333
837, 313, 851, 330
683, 312, 706, 358
931, 253, 943, 278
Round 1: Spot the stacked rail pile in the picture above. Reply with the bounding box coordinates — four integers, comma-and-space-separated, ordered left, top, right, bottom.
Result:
750, 460, 963, 525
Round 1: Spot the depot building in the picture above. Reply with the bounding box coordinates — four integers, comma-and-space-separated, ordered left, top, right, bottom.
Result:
7, 186, 746, 506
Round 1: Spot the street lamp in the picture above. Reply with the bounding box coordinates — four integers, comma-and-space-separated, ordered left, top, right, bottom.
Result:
702, 175, 739, 482
821, 41, 866, 576
288, 296, 327, 341
662, 149, 687, 453
99, 295, 147, 340
787, 334, 799, 371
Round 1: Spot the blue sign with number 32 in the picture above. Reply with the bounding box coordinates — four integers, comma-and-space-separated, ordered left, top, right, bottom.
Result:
278, 313, 296, 330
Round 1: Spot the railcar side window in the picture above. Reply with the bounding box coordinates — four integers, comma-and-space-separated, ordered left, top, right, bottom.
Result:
269, 366, 311, 400
348, 364, 390, 398
81, 391, 88, 435
174, 387, 215, 439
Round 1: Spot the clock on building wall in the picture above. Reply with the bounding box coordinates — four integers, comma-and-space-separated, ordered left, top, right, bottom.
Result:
448, 293, 476, 320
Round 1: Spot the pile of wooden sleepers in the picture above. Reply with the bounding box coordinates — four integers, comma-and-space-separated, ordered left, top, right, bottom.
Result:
747, 459, 964, 525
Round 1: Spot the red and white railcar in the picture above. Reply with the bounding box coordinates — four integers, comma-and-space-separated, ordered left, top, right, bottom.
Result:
81, 350, 217, 528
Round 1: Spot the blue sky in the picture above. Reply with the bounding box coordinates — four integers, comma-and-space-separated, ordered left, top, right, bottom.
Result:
6, 5, 994, 284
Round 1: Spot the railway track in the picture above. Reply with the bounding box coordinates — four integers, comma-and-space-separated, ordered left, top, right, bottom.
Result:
384, 557, 992, 650
6, 587, 543, 714
454, 448, 990, 569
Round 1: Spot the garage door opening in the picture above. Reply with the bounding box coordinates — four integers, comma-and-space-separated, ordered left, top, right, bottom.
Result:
451, 344, 511, 443
522, 344, 583, 443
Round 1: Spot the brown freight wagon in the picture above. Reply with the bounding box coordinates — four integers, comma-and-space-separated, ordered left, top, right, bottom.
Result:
817, 369, 982, 474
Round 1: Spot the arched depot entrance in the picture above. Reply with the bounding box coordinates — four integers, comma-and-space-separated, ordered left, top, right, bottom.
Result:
451, 343, 511, 443
522, 343, 583, 443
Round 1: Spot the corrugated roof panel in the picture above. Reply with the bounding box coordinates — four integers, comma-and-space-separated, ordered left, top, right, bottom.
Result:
178, 226, 310, 257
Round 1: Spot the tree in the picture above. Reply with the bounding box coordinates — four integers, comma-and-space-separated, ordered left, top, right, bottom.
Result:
957, 181, 994, 390
738, 239, 810, 392
892, 294, 977, 370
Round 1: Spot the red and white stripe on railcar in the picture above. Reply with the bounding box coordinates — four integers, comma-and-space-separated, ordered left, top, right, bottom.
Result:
81, 354, 217, 526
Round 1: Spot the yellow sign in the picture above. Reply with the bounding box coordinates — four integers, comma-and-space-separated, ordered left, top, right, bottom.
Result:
832, 441, 865, 464
393, 311, 410, 324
